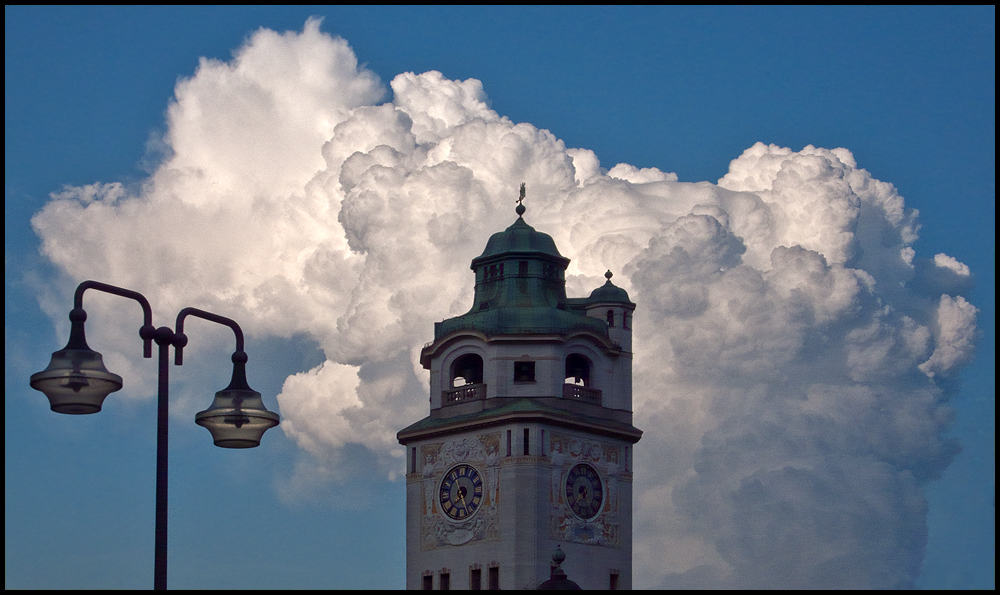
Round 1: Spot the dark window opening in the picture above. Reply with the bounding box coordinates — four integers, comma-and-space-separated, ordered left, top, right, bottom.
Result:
440, 572, 450, 590
470, 568, 482, 590
609, 571, 620, 590
606, 309, 615, 327
519, 260, 529, 276
411, 447, 417, 473
506, 430, 511, 456
565, 353, 592, 386
514, 361, 535, 382
488, 567, 500, 590
523, 428, 530, 456
451, 353, 484, 387
423, 575, 433, 590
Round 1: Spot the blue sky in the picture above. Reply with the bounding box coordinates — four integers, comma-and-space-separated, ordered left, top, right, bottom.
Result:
5, 6, 994, 589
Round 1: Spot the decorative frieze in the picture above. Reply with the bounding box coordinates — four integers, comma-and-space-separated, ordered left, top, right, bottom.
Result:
419, 433, 501, 550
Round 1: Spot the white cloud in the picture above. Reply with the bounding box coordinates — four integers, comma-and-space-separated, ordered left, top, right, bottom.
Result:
933, 252, 971, 277
918, 295, 979, 378
30, 21, 979, 589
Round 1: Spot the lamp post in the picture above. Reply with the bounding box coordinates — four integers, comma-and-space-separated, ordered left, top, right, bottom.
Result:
29, 280, 279, 590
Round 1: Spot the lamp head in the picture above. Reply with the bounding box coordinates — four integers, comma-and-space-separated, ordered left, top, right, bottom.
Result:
195, 351, 278, 448
30, 308, 123, 414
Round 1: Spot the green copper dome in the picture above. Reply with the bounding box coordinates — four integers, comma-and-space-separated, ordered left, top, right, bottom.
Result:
586, 271, 634, 305
432, 197, 628, 342
434, 202, 607, 340
471, 217, 567, 268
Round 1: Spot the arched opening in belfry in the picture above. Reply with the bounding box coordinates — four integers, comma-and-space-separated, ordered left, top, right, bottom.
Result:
451, 353, 484, 387
565, 353, 592, 386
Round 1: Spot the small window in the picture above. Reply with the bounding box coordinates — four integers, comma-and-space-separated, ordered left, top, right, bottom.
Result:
623, 311, 630, 330
514, 361, 535, 382
606, 309, 615, 327
610, 570, 620, 590
440, 572, 450, 590
523, 428, 530, 456
519, 260, 529, 276
506, 430, 511, 456
423, 575, 433, 590
470, 568, 482, 590
488, 567, 500, 590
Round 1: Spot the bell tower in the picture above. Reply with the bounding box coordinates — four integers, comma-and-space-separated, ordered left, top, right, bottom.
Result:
398, 192, 641, 590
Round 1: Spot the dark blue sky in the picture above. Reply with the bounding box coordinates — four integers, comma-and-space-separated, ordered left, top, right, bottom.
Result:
6, 6, 993, 589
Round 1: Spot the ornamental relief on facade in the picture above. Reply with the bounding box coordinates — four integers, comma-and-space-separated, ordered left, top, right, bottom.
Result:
419, 433, 501, 550
548, 433, 623, 548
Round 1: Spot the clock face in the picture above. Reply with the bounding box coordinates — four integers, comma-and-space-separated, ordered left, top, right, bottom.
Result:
439, 464, 484, 520
566, 463, 603, 519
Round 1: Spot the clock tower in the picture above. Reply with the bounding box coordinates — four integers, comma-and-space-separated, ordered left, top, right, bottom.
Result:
398, 196, 641, 590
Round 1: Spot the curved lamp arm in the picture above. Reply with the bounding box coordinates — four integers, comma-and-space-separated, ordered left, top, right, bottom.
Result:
74, 280, 156, 358
173, 307, 244, 366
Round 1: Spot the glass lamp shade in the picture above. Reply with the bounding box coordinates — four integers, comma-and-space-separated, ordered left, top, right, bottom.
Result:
195, 388, 279, 448
30, 347, 123, 414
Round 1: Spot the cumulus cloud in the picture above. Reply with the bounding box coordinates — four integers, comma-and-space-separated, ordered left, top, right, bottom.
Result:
31, 20, 979, 589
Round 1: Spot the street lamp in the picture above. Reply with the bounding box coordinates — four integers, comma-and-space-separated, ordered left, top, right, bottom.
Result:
30, 280, 279, 590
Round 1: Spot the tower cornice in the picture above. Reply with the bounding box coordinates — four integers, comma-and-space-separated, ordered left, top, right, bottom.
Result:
397, 397, 642, 445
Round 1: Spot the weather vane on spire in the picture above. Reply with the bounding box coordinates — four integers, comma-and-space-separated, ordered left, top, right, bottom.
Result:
515, 182, 526, 217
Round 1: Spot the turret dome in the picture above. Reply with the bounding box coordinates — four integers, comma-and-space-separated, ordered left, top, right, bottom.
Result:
587, 271, 634, 305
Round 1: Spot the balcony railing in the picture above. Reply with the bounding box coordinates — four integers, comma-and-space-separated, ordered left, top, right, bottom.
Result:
443, 383, 486, 405
562, 383, 602, 405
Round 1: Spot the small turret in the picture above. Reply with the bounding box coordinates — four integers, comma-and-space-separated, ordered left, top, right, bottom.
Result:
580, 270, 635, 352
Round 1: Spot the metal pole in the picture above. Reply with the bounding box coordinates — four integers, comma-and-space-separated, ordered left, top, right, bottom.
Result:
154, 328, 171, 590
